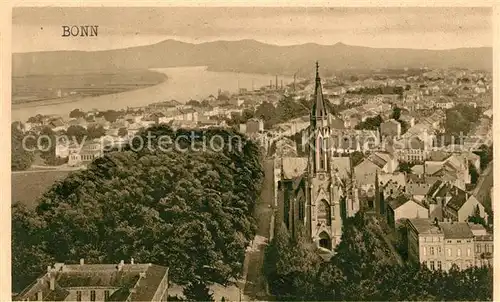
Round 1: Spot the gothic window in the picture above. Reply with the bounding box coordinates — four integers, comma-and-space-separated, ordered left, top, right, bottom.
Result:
318, 199, 331, 226
299, 199, 305, 222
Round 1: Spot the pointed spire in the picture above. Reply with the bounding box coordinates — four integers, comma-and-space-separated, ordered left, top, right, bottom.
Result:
311, 61, 328, 121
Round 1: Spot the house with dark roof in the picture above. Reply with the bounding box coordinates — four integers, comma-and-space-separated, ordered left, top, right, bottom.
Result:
14, 259, 169, 302
444, 187, 487, 223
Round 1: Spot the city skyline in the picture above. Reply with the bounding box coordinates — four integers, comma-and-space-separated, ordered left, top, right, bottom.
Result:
13, 7, 492, 53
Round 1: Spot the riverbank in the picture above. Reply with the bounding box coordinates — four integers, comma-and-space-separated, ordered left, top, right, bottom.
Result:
12, 69, 168, 106
12, 66, 292, 122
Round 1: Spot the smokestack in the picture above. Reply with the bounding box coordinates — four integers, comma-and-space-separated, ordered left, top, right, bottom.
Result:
275, 75, 278, 90
270, 80, 272, 88
281, 80, 283, 90
49, 273, 55, 291
80, 258, 84, 265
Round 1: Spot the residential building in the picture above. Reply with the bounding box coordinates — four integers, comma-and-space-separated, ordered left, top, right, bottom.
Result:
407, 219, 475, 271
469, 223, 493, 267
444, 187, 488, 222
14, 259, 169, 302
380, 119, 401, 138
386, 195, 429, 228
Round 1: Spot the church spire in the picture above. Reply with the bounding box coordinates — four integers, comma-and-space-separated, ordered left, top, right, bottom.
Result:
311, 61, 328, 122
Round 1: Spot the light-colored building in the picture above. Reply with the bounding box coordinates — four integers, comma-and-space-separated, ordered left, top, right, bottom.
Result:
407, 219, 476, 271
68, 140, 103, 167
469, 223, 493, 267
14, 259, 169, 302
386, 195, 429, 228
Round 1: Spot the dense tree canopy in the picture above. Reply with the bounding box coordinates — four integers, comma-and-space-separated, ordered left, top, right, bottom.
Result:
11, 123, 34, 171
264, 212, 493, 301
12, 126, 263, 293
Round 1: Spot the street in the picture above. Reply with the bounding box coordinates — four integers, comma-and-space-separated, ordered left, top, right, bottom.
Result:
241, 158, 275, 301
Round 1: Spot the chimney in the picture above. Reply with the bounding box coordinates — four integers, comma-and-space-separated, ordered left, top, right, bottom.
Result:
80, 258, 84, 265
49, 273, 55, 291
131, 258, 134, 265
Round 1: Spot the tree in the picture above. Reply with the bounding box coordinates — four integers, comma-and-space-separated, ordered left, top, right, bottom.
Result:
12, 125, 263, 291
118, 127, 128, 137
398, 161, 413, 173
391, 107, 401, 121
183, 281, 214, 302
98, 110, 122, 123
405, 84, 411, 90
469, 163, 479, 185
65, 125, 88, 143
69, 109, 86, 119
87, 124, 106, 139
355, 115, 383, 130
11, 123, 34, 171
187, 100, 201, 107
350, 75, 359, 82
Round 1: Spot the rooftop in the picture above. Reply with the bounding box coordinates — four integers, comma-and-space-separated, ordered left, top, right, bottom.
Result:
440, 222, 474, 239
14, 260, 169, 302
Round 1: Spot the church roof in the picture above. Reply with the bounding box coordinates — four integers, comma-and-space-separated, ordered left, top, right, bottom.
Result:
311, 62, 329, 120
281, 157, 308, 180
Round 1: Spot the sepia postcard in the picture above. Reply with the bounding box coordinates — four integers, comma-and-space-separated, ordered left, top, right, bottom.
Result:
5, 3, 498, 301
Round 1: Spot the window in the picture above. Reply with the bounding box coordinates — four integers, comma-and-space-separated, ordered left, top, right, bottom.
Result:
430, 247, 434, 255
430, 261, 435, 270
447, 240, 452, 243
476, 244, 481, 253
467, 248, 471, 257
34, 293, 38, 300
76, 291, 82, 302
438, 261, 442, 270
104, 291, 110, 301
448, 262, 452, 270
423, 247, 427, 256
457, 240, 461, 243
457, 248, 461, 257
438, 246, 442, 254
467, 240, 471, 243
422, 261, 427, 268
447, 248, 452, 257
90, 290, 96, 301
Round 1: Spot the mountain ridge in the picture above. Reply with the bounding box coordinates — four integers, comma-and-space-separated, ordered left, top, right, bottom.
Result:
12, 39, 492, 76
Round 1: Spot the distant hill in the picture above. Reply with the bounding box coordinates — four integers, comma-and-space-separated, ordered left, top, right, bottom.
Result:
12, 39, 492, 76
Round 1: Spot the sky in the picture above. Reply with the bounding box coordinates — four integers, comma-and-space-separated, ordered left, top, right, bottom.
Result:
12, 7, 492, 53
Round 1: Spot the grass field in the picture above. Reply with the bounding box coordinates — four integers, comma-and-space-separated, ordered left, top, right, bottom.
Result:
11, 170, 72, 208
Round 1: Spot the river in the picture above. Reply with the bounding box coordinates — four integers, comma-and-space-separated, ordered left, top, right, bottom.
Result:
12, 66, 292, 122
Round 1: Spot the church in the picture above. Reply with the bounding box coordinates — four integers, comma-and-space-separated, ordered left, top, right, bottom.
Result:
277, 62, 361, 253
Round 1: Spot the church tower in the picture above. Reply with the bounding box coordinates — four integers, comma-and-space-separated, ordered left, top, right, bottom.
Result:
305, 62, 343, 251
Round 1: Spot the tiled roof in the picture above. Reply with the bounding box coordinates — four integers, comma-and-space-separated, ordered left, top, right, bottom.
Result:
14, 263, 168, 302
408, 219, 442, 235
281, 157, 308, 179
387, 194, 411, 210
446, 187, 468, 212
330, 157, 351, 180
440, 222, 474, 239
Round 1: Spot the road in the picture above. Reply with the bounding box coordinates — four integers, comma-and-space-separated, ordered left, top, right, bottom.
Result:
473, 161, 493, 209
241, 158, 275, 301
12, 164, 84, 174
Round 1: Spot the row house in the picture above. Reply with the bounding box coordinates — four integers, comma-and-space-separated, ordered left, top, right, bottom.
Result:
469, 223, 494, 267
407, 219, 478, 271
